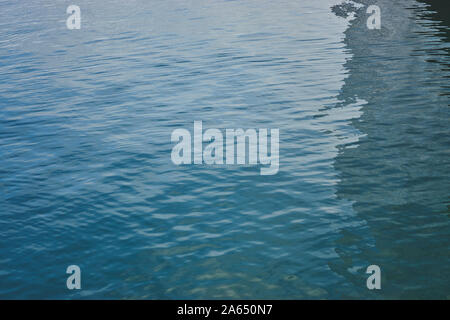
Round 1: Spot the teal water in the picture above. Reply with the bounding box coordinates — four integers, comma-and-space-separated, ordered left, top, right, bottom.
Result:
0, 0, 448, 299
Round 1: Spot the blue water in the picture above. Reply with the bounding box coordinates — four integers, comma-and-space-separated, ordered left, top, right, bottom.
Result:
0, 0, 449, 299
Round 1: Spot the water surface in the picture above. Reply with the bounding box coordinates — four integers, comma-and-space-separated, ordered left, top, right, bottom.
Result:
0, 0, 448, 299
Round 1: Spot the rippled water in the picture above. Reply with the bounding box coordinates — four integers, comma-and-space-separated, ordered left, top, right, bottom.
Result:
0, 0, 449, 299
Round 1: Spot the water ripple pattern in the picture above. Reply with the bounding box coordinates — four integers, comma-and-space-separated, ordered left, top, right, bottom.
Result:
0, 0, 448, 299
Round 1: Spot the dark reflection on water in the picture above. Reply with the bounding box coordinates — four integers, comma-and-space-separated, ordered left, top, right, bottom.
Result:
331, 0, 449, 298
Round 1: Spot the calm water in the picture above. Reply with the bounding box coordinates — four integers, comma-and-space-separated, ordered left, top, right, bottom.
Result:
0, 0, 449, 299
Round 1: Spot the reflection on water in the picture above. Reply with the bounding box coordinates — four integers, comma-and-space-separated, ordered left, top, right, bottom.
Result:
0, 0, 448, 299
331, 0, 449, 299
